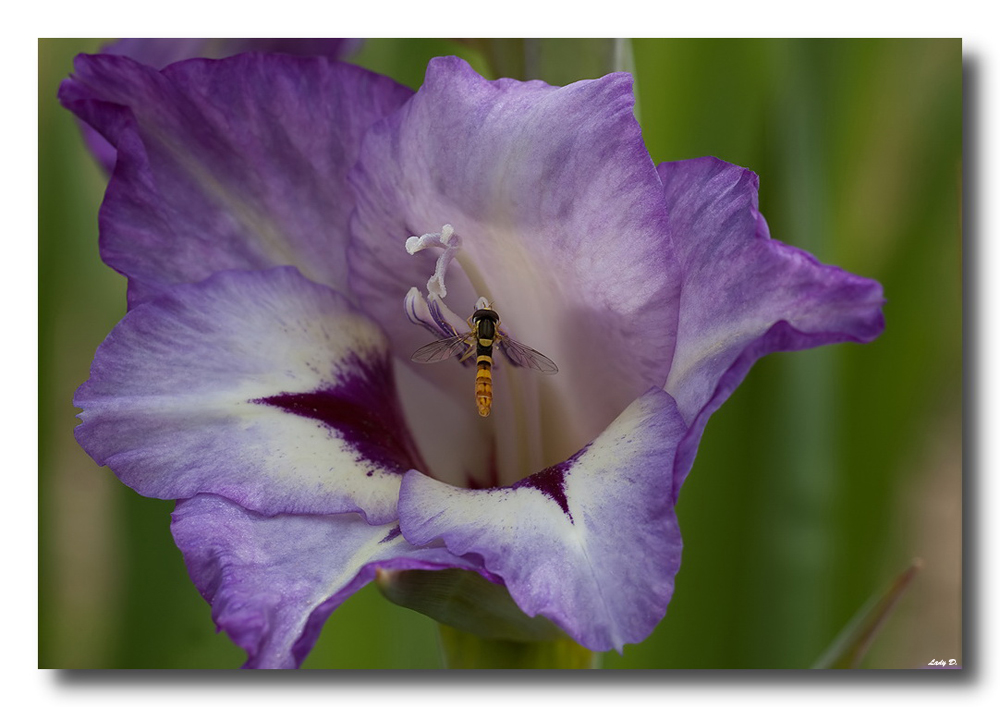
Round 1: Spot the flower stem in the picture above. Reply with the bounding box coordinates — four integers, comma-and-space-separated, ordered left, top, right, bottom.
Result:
437, 624, 600, 669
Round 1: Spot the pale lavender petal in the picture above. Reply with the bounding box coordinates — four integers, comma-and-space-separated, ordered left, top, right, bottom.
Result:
75, 267, 420, 523
348, 56, 681, 473
397, 388, 686, 652
172, 494, 487, 669
659, 157, 885, 495
59, 53, 411, 307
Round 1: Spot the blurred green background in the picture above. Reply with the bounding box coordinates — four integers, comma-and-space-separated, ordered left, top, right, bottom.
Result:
38, 38, 961, 669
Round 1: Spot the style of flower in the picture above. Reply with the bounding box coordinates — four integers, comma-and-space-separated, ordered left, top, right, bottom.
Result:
60, 51, 884, 668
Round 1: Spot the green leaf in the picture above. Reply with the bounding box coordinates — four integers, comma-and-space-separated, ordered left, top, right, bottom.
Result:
376, 568, 566, 642
812, 559, 923, 668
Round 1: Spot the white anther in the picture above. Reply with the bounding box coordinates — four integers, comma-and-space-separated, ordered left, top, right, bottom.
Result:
405, 224, 457, 255
405, 224, 462, 298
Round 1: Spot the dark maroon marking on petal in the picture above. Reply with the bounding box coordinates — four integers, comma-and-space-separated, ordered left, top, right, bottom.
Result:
514, 465, 572, 522
254, 353, 425, 475
379, 526, 403, 543
511, 444, 591, 523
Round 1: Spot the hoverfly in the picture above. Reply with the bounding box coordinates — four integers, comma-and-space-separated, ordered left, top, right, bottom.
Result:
410, 305, 558, 417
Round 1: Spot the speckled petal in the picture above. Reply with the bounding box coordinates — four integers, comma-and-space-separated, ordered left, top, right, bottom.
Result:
58, 52, 411, 307
75, 267, 421, 523
660, 157, 885, 496
397, 388, 686, 652
172, 494, 487, 668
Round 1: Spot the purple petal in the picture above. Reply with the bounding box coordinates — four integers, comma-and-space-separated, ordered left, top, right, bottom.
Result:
659, 157, 885, 495
103, 38, 361, 70
78, 39, 363, 172
58, 53, 411, 308
347, 56, 681, 472
172, 494, 486, 669
397, 388, 686, 652
75, 267, 420, 523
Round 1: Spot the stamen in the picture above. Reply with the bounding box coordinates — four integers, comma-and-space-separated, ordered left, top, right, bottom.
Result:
404, 225, 475, 341
405, 224, 460, 298
402, 226, 546, 485
404, 287, 456, 340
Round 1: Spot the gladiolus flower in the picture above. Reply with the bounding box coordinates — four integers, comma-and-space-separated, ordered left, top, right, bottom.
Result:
60, 52, 883, 668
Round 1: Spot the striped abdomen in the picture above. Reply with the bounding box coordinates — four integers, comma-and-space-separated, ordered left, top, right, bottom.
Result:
475, 347, 493, 417
473, 310, 499, 417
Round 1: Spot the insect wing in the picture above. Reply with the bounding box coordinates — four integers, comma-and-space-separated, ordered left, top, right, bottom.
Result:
498, 335, 559, 374
410, 333, 474, 364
